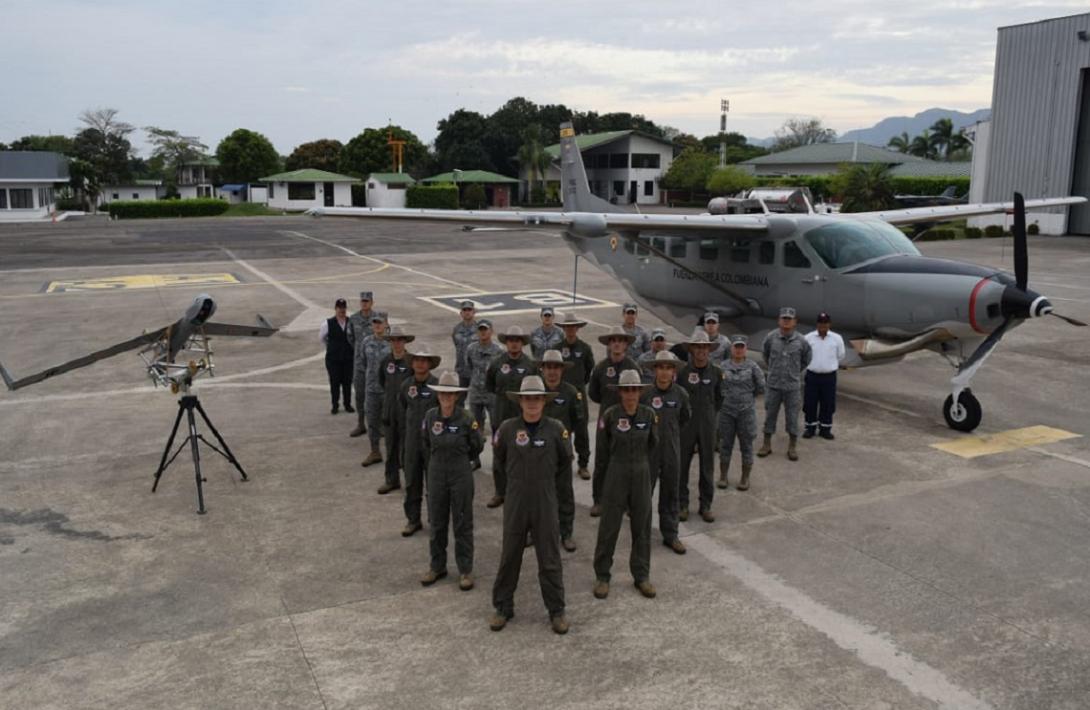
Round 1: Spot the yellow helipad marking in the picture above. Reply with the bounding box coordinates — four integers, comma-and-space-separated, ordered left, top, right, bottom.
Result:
931, 425, 1081, 459
45, 273, 239, 293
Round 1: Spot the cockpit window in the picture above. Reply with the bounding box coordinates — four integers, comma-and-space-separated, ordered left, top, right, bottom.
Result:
804, 220, 921, 269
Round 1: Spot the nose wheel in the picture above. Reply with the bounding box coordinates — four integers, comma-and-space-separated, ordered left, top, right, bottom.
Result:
943, 389, 982, 432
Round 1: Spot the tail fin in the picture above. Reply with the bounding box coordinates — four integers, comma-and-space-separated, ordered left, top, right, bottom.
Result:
941, 185, 956, 198
559, 121, 633, 214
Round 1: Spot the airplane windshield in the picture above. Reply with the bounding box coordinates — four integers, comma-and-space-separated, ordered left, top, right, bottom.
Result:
803, 220, 920, 269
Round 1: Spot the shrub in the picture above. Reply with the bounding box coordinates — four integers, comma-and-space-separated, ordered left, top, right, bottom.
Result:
983, 225, 1006, 238
107, 198, 229, 219
830, 163, 895, 212
917, 228, 956, 242
1027, 223, 1040, 235
888, 176, 970, 198
462, 183, 487, 210
706, 166, 756, 196
406, 184, 458, 209
963, 226, 983, 239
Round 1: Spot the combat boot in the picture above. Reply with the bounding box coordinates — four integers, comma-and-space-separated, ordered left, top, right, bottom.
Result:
550, 614, 570, 635
577, 466, 591, 480
349, 413, 366, 437
802, 425, 815, 439
361, 447, 383, 467
635, 580, 657, 598
737, 462, 752, 491
787, 436, 799, 461
593, 579, 610, 599
459, 574, 474, 591
377, 482, 400, 495
489, 611, 511, 631
757, 434, 772, 457
717, 460, 729, 490
420, 569, 447, 586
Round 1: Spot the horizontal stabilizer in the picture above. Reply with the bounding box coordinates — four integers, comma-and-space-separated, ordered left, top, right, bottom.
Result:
0, 327, 167, 391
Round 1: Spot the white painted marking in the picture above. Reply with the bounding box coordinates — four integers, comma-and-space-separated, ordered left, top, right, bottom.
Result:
222, 248, 320, 311
280, 230, 478, 291
838, 391, 925, 418
684, 535, 994, 710
1027, 446, 1090, 471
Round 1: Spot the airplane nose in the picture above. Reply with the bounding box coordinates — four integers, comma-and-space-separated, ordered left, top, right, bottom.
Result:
1000, 286, 1052, 319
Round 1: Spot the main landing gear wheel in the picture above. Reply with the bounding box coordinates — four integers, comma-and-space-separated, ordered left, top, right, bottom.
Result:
943, 389, 982, 432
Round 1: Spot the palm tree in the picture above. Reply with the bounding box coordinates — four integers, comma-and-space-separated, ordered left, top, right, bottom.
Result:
909, 130, 936, 159
517, 129, 552, 203
887, 132, 911, 153
928, 118, 956, 159
946, 129, 972, 160
833, 163, 895, 213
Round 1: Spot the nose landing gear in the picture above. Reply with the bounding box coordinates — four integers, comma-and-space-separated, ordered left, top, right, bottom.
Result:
943, 389, 982, 432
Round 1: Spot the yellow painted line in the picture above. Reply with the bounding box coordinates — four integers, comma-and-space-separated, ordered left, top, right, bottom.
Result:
45, 273, 239, 293
931, 425, 1082, 459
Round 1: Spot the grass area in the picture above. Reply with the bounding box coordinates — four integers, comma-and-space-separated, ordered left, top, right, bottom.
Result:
222, 203, 285, 217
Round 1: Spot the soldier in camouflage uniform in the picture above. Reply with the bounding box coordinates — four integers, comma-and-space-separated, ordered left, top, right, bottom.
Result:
540, 349, 584, 553
678, 330, 725, 523
621, 303, 651, 361
465, 319, 503, 470
451, 299, 478, 389
702, 312, 731, 364
377, 326, 414, 495
557, 312, 595, 480
530, 307, 564, 359
717, 335, 765, 491
395, 344, 441, 537
636, 328, 670, 382
640, 351, 691, 554
484, 325, 537, 508
758, 307, 812, 462
346, 291, 375, 436
587, 326, 639, 516
359, 312, 390, 467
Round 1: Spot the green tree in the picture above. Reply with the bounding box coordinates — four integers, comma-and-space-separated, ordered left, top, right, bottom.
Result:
215, 128, 281, 183
144, 127, 208, 182
484, 97, 541, 176
517, 126, 552, 200
662, 148, 717, 200
9, 134, 75, 154
285, 139, 344, 172
339, 125, 430, 178
887, 132, 910, 153
706, 165, 755, 196
909, 131, 936, 159
771, 118, 836, 152
434, 110, 493, 172
71, 108, 135, 203
928, 118, 955, 159
462, 182, 487, 209
831, 163, 895, 212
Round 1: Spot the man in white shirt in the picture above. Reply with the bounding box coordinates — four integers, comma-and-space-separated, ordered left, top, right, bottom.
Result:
802, 312, 845, 440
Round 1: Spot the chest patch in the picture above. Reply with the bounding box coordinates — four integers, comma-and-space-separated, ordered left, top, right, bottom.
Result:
561, 347, 570, 358
386, 362, 396, 374
431, 420, 444, 435
650, 396, 663, 410
554, 397, 565, 405
616, 418, 631, 432
688, 372, 700, 385
515, 430, 529, 446
606, 366, 616, 378
407, 385, 418, 398
500, 363, 511, 375
420, 389, 433, 398
515, 367, 526, 374
635, 421, 649, 430
532, 439, 546, 448
702, 379, 711, 385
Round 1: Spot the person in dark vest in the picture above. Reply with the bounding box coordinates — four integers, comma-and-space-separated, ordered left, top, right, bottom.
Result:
319, 298, 354, 414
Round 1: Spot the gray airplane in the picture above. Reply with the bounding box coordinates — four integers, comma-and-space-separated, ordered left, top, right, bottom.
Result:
0, 294, 277, 392
309, 122, 1086, 432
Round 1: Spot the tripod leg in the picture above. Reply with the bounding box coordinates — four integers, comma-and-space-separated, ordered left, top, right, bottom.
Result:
188, 407, 207, 515
153, 400, 187, 492
194, 400, 248, 481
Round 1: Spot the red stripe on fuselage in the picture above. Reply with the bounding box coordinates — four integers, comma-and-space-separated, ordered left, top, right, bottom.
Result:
968, 277, 991, 334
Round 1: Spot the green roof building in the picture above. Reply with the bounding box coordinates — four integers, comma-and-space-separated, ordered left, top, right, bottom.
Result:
419, 170, 518, 207
739, 142, 967, 178
260, 168, 360, 211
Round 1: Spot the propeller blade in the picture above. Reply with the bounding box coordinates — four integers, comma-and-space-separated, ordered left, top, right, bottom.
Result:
952, 317, 1013, 391
1050, 312, 1088, 327
1013, 192, 1028, 291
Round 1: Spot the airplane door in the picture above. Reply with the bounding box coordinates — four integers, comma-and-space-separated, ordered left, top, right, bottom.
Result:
781, 239, 826, 323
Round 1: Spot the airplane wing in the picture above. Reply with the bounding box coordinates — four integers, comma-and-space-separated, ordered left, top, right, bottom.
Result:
308, 207, 769, 233
0, 327, 168, 391
845, 196, 1087, 226
201, 320, 278, 337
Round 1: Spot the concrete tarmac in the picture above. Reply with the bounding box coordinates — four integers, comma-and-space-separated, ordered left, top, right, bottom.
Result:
1, 216, 1089, 709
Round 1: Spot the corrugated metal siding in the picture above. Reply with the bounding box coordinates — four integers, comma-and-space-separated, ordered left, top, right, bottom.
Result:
986, 14, 1090, 227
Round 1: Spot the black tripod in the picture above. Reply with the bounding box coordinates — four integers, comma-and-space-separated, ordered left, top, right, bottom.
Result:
152, 393, 248, 514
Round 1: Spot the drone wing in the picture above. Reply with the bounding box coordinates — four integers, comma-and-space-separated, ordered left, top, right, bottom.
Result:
0, 327, 169, 391
201, 317, 278, 338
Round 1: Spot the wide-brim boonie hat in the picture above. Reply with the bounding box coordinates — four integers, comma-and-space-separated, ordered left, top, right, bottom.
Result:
539, 349, 574, 369
642, 351, 682, 369
407, 344, 442, 368
504, 375, 559, 402
382, 326, 416, 343
498, 325, 531, 344
597, 325, 636, 346
685, 330, 714, 348
557, 312, 587, 328
607, 369, 651, 389
430, 370, 467, 393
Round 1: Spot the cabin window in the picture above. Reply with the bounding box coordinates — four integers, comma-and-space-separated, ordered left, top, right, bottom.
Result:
758, 241, 775, 264
729, 239, 750, 264
0, 189, 7, 209
624, 237, 636, 254
669, 239, 687, 258
783, 241, 811, 268
634, 236, 650, 256
803, 221, 920, 268
650, 237, 666, 253
699, 239, 718, 261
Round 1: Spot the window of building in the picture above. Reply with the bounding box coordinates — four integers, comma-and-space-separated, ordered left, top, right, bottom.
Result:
0, 189, 7, 209
669, 239, 687, 258
594, 154, 610, 169
758, 241, 775, 265
269, 183, 275, 199
699, 239, 719, 261
609, 153, 628, 169
729, 239, 751, 264
112, 193, 120, 200
288, 183, 316, 200
132, 193, 140, 200
613, 181, 625, 196
644, 180, 654, 196
10, 189, 33, 209
783, 241, 811, 268
631, 153, 661, 169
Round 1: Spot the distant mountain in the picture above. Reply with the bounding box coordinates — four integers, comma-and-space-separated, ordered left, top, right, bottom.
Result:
838, 108, 990, 147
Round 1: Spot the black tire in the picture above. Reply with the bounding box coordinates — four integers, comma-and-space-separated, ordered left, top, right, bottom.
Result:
943, 389, 982, 432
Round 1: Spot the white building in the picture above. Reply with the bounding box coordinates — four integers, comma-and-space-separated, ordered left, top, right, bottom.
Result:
99, 179, 163, 205
366, 172, 415, 208
176, 157, 217, 199
521, 129, 676, 205
0, 151, 69, 221
261, 169, 359, 211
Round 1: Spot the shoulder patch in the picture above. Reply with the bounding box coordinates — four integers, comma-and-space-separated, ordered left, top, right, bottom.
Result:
575, 391, 583, 401
562, 429, 569, 439
471, 420, 479, 430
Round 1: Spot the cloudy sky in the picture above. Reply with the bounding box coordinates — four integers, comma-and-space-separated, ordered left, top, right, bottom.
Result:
1, 0, 1086, 155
